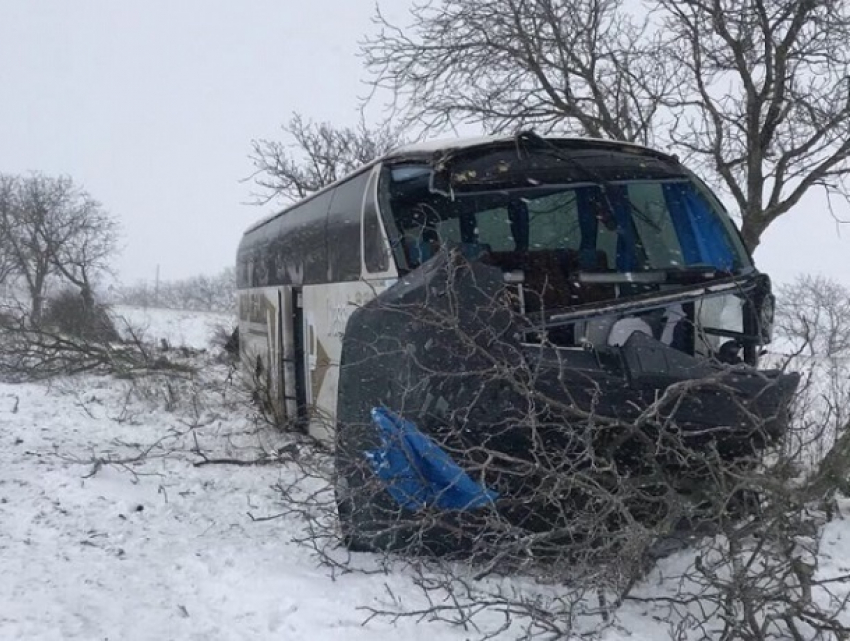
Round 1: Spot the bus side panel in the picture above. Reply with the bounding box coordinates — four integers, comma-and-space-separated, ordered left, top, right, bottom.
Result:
299, 280, 395, 443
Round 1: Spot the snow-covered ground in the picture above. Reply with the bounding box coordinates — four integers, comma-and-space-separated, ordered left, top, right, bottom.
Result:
1, 306, 849, 640
109, 304, 235, 351
0, 307, 467, 641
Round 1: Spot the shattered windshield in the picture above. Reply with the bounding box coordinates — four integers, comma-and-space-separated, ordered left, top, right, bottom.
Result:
381, 148, 751, 279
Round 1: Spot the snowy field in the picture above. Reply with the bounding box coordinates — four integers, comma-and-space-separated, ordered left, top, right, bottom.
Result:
109, 304, 235, 351
1, 306, 849, 640
0, 307, 469, 641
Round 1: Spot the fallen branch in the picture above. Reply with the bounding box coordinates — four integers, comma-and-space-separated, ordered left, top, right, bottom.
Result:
193, 455, 286, 468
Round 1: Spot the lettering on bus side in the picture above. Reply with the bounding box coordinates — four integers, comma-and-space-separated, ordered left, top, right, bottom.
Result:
328, 299, 353, 338
328, 291, 374, 337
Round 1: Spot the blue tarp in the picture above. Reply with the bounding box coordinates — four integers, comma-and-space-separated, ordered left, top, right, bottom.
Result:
606, 184, 639, 271
575, 186, 601, 269
574, 182, 736, 272
662, 183, 736, 270
364, 407, 499, 511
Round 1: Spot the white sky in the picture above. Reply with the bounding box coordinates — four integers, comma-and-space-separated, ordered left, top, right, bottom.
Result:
0, 1, 847, 288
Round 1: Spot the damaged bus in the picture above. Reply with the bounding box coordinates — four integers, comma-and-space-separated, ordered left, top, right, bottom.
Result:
237, 133, 799, 551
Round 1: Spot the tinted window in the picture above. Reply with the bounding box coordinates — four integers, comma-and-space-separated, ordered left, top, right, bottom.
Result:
363, 170, 390, 273
627, 183, 685, 269
527, 193, 578, 250
238, 190, 332, 287
327, 172, 369, 282
383, 168, 747, 274
475, 208, 513, 251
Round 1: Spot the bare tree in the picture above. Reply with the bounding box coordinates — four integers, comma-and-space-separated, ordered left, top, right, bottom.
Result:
0, 176, 20, 289
775, 275, 850, 360
362, 0, 850, 250
0, 255, 17, 293
0, 174, 63, 325
657, 0, 850, 250
249, 112, 404, 204
774, 275, 850, 470
115, 266, 236, 314
362, 0, 673, 143
0, 173, 119, 325
47, 192, 119, 313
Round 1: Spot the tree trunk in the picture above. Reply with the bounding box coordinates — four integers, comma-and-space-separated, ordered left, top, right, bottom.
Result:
30, 293, 43, 327
739, 215, 765, 254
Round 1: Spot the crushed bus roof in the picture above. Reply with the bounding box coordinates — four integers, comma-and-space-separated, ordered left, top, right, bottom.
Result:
242, 134, 678, 235
384, 134, 664, 159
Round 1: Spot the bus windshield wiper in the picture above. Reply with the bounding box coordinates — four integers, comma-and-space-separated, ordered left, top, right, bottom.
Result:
577, 266, 729, 285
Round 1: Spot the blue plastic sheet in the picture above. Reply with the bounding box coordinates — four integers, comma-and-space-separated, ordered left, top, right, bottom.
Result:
576, 186, 601, 269
606, 184, 639, 271
364, 407, 499, 511
573, 182, 736, 272
662, 182, 736, 270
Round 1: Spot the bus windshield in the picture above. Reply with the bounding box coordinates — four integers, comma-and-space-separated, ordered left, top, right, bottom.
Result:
383, 165, 750, 282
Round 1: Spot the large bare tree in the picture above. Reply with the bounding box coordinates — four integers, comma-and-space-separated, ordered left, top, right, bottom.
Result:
657, 0, 850, 249
362, 0, 674, 144
249, 112, 404, 204
362, 0, 850, 250
46, 190, 119, 312
0, 173, 119, 325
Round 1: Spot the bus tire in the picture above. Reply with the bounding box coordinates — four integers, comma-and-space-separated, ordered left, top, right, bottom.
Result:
334, 451, 416, 552
334, 426, 467, 555
335, 457, 479, 556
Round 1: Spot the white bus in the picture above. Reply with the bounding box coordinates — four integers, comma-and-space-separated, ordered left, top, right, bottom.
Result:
237, 133, 798, 550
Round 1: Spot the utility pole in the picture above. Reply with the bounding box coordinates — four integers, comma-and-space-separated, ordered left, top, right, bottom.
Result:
154, 264, 160, 308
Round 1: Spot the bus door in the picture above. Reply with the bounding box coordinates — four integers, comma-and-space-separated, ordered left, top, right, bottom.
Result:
289, 287, 310, 425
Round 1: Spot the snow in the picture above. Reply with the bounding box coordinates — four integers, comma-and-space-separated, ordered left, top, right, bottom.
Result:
0, 356, 460, 640
110, 304, 234, 351
0, 308, 464, 641
1, 306, 849, 640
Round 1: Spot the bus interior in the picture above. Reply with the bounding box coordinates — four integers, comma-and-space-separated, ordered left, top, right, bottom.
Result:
378, 139, 765, 365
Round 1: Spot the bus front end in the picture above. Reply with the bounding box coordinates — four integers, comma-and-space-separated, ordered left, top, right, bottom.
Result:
335, 134, 799, 552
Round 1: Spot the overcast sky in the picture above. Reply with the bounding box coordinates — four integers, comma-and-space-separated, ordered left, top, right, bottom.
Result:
0, 1, 847, 288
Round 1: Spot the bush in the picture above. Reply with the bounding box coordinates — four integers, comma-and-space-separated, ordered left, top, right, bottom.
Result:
42, 289, 121, 343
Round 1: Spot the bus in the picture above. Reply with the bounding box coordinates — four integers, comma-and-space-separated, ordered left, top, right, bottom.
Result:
237, 133, 799, 550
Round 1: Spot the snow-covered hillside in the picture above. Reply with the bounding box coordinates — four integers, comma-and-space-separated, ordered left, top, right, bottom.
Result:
1, 306, 848, 640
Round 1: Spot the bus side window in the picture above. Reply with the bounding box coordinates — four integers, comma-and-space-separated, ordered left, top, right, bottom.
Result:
328, 173, 369, 282
363, 171, 389, 273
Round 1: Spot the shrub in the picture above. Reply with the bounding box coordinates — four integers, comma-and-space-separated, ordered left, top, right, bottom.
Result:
42, 289, 121, 343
